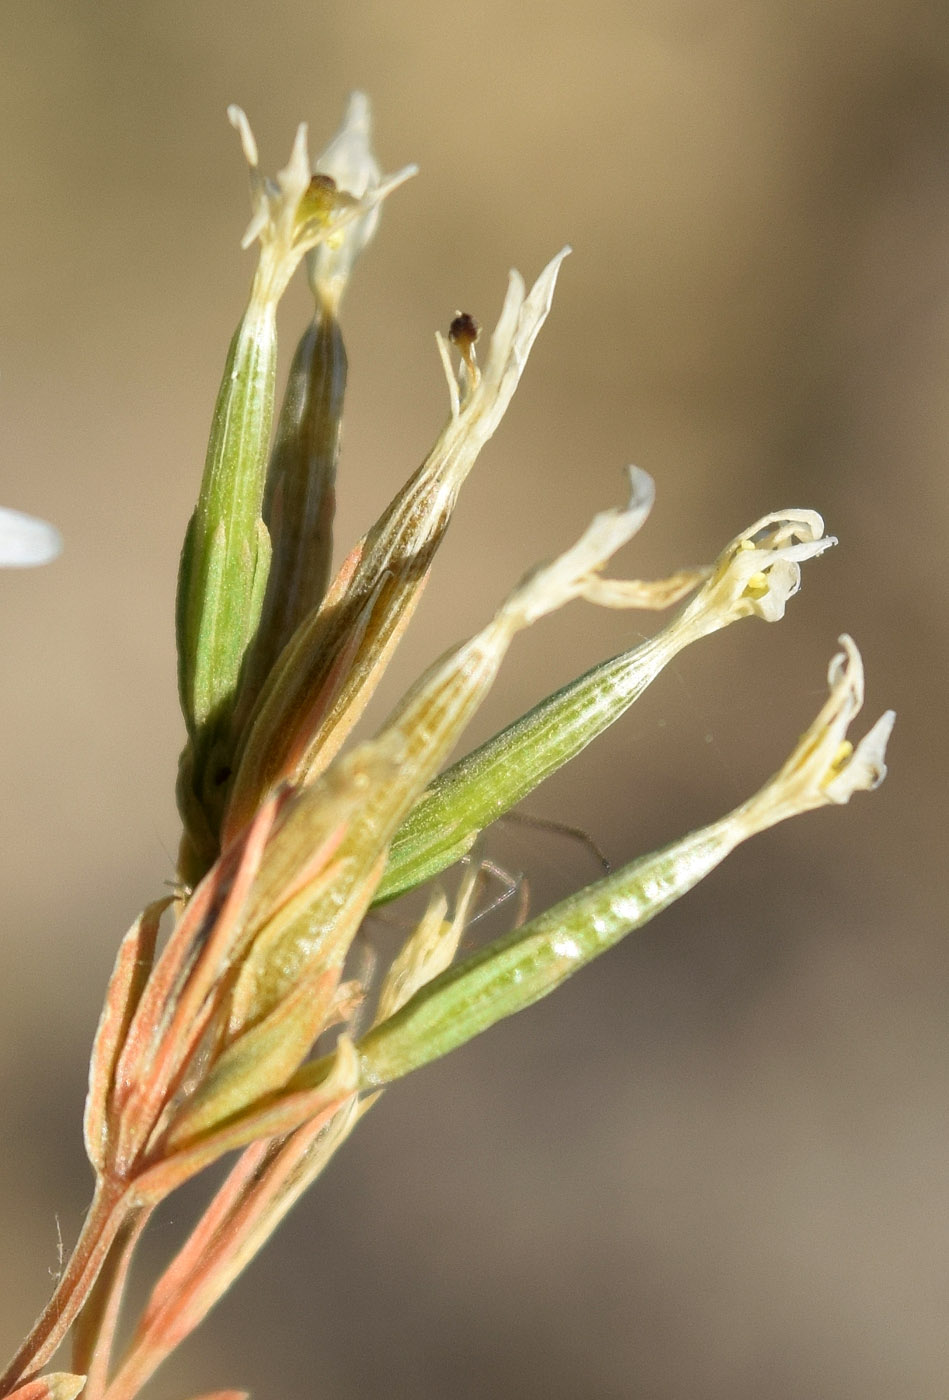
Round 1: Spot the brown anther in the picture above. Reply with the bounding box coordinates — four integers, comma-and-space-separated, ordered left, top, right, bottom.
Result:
449, 312, 480, 377
449, 311, 479, 351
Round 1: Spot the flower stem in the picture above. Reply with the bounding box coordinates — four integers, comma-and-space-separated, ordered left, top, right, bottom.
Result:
70, 1207, 152, 1400
0, 1184, 132, 1396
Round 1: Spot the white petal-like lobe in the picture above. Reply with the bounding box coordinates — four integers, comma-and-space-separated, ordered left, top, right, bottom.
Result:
737, 635, 894, 833
824, 706, 895, 802
315, 91, 379, 197
309, 92, 386, 306
0, 507, 60, 566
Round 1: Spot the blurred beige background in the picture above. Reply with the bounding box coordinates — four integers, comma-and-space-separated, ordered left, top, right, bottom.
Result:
0, 2, 947, 1397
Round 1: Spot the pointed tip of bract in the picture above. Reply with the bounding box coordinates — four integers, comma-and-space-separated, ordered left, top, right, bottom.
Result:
522, 244, 571, 278
518, 246, 570, 328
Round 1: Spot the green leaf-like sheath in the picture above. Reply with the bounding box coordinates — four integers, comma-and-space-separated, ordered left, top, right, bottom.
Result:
177, 300, 277, 741
358, 813, 739, 1088
376, 630, 672, 903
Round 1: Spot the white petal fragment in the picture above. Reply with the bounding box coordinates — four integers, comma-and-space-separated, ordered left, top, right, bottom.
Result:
0, 506, 61, 566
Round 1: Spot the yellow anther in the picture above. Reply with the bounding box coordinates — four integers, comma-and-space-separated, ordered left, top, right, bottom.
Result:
295, 176, 356, 237
823, 739, 854, 783
742, 571, 770, 599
